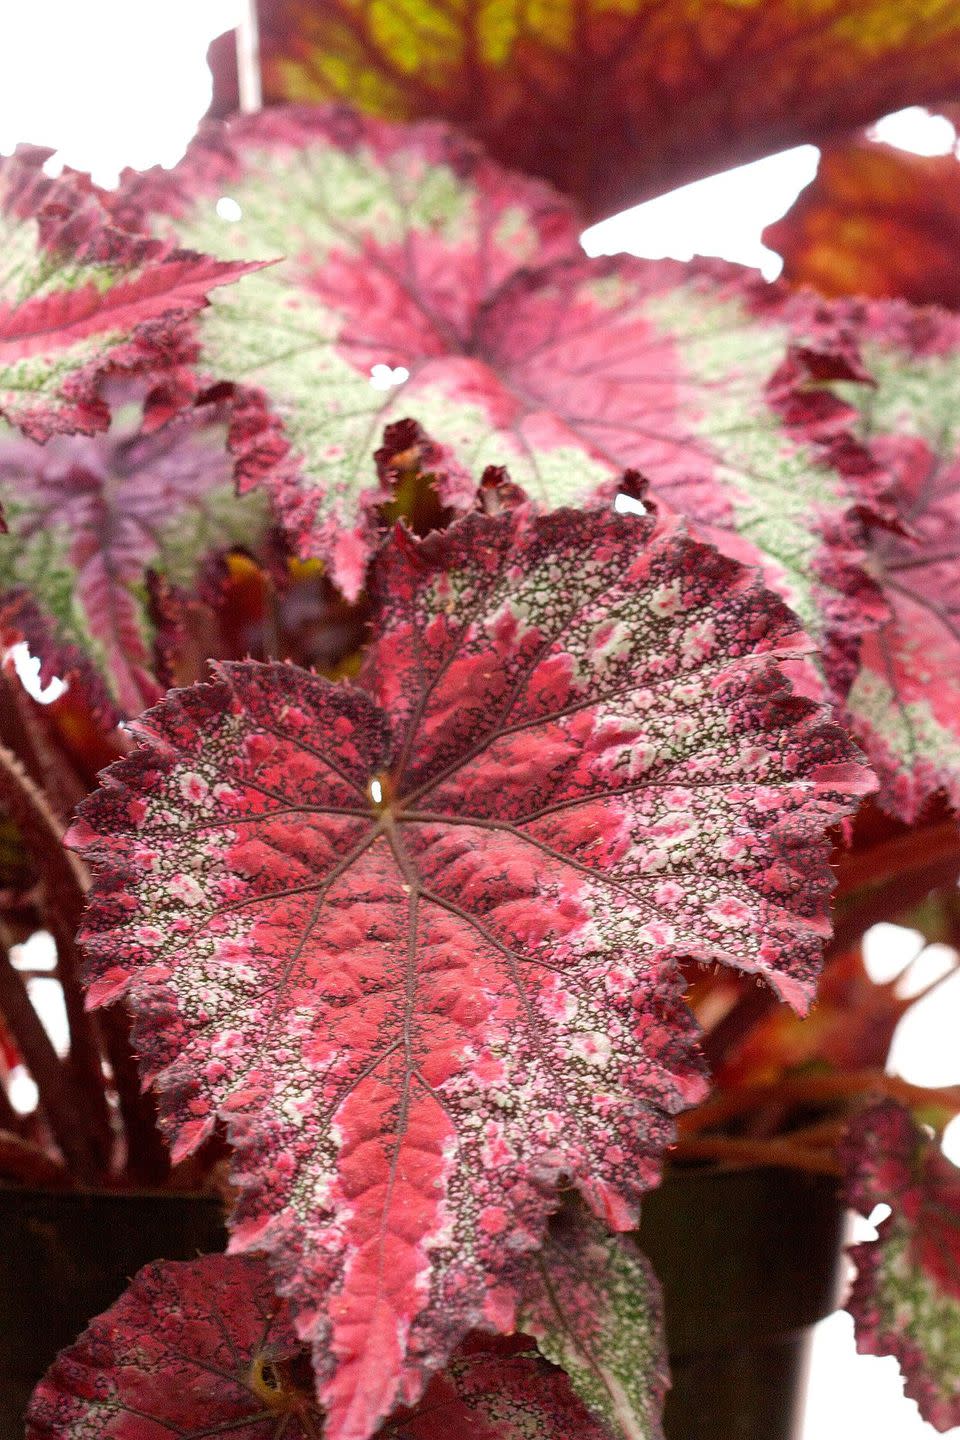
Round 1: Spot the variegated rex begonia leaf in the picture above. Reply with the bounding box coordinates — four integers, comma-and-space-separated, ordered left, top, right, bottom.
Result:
209, 0, 960, 222
26, 1253, 614, 1440
842, 1101, 960, 1431
518, 1201, 668, 1440
110, 107, 576, 598
833, 305, 960, 819
0, 148, 254, 442
70, 507, 871, 1440
110, 108, 886, 675
0, 389, 271, 717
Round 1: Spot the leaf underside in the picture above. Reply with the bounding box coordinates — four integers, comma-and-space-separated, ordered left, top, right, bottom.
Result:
71, 507, 871, 1440
842, 1101, 960, 1431
210, 0, 960, 221
114, 106, 882, 679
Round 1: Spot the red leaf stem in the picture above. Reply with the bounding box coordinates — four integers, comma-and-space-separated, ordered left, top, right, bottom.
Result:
0, 926, 99, 1180
0, 741, 88, 922
829, 854, 960, 956
0, 678, 88, 822
0, 738, 112, 1157
671, 1132, 842, 1175
0, 1128, 70, 1186
44, 915, 112, 1166
835, 821, 960, 899
679, 1069, 960, 1137
99, 1005, 170, 1186
0, 1074, 23, 1134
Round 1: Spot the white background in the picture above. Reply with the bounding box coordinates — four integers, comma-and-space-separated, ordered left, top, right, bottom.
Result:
2, 5, 960, 1434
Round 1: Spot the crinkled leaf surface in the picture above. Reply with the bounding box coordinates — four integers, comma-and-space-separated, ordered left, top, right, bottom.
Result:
0, 390, 271, 717
0, 149, 254, 442
842, 1101, 960, 1431
715, 944, 912, 1091
114, 111, 882, 666
112, 107, 578, 598
26, 1253, 613, 1440
26, 1255, 308, 1440
71, 508, 870, 1440
833, 305, 960, 819
764, 140, 960, 310
387, 1334, 615, 1440
517, 1201, 667, 1440
209, 0, 960, 221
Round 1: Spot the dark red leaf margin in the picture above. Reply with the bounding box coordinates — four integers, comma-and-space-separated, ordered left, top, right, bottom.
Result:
0, 147, 258, 440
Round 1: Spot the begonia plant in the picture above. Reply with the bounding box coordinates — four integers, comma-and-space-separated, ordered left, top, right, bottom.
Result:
2, 3, 960, 1436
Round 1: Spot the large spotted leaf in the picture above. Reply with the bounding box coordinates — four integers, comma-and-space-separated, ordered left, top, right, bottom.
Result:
0, 390, 271, 716
70, 508, 871, 1440
111, 107, 579, 598
842, 1102, 960, 1431
764, 139, 960, 310
26, 1254, 614, 1439
518, 1201, 668, 1440
209, 0, 960, 221
113, 109, 881, 675
0, 148, 254, 442
832, 305, 960, 819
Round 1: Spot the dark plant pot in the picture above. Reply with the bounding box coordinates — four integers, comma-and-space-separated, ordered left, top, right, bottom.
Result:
0, 1185, 227, 1436
639, 1165, 847, 1440
0, 1168, 844, 1439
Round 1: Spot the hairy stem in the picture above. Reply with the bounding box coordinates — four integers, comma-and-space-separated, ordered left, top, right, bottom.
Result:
680, 1069, 960, 1136
671, 1133, 841, 1176
0, 675, 86, 820
0, 737, 113, 1157
0, 739, 88, 920
100, 1005, 170, 1185
836, 823, 960, 898
48, 917, 112, 1165
0, 1128, 69, 1187
0, 1071, 22, 1134
0, 929, 98, 1180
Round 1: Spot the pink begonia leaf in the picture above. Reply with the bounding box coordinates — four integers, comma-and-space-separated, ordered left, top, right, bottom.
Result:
0, 589, 119, 730
70, 508, 872, 1440
109, 107, 579, 599
26, 1253, 613, 1439
842, 1101, 960, 1431
832, 303, 960, 819
206, 0, 960, 223
0, 385, 271, 717
110, 107, 885, 673
517, 1200, 668, 1439
0, 148, 258, 442
388, 1333, 615, 1440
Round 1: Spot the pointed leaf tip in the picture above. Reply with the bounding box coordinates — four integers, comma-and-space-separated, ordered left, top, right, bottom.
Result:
0, 149, 254, 442
842, 1101, 960, 1430
113, 111, 889, 659
73, 508, 870, 1437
